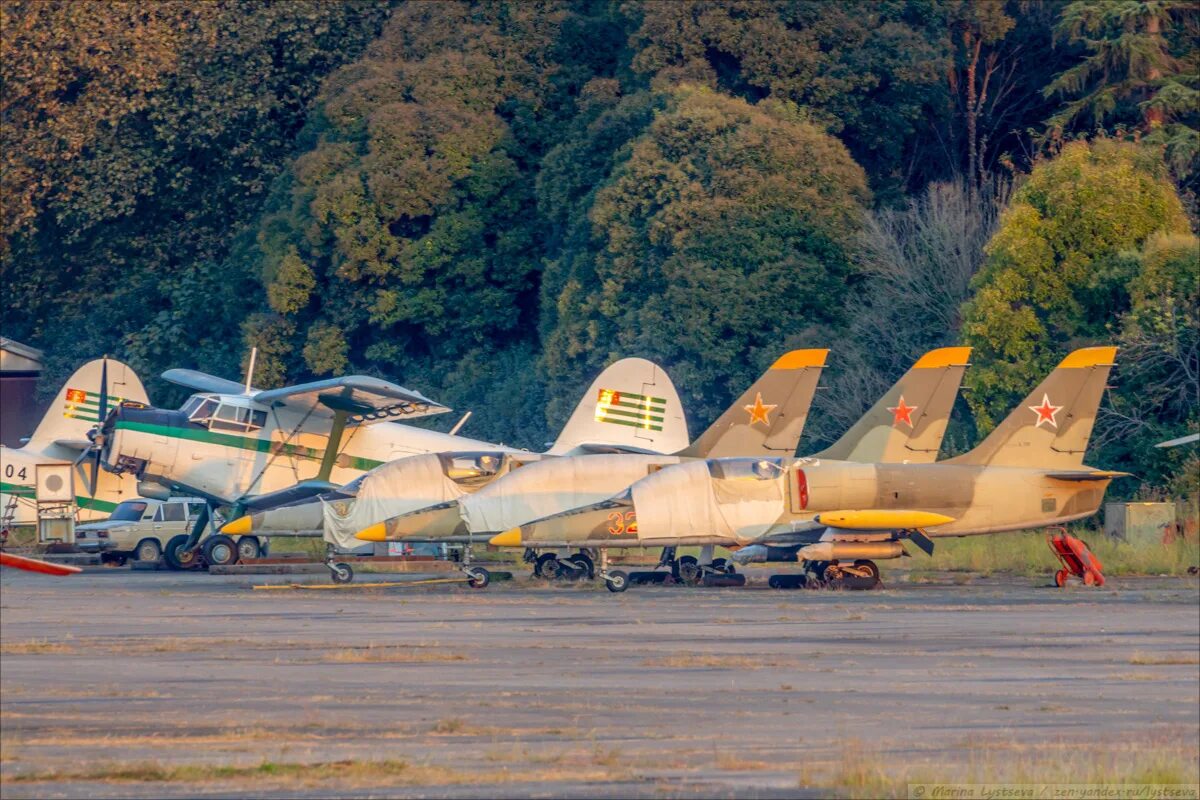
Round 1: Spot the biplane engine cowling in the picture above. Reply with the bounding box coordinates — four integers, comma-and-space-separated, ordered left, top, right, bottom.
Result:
136, 481, 172, 501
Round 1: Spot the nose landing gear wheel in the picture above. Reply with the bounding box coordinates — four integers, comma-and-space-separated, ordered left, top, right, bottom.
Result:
330, 563, 353, 584
466, 567, 490, 589
605, 570, 628, 593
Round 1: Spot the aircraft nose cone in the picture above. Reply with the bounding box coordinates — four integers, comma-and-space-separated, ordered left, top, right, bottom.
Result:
488, 528, 522, 548
355, 523, 388, 542
221, 516, 253, 535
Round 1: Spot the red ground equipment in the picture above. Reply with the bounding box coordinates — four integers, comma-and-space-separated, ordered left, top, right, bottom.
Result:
1046, 529, 1104, 587
0, 552, 82, 576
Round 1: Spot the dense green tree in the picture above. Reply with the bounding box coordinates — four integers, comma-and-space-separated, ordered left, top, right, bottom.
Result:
244, 1, 600, 446
1100, 232, 1199, 498
540, 86, 870, 430
1, 1, 391, 402
1044, 0, 1200, 192
624, 0, 953, 196
960, 138, 1191, 431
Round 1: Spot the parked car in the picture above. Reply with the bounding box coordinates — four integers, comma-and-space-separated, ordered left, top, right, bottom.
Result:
75, 498, 249, 565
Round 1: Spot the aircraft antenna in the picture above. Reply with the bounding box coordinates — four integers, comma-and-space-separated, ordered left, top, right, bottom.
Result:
448, 411, 472, 436
244, 347, 257, 395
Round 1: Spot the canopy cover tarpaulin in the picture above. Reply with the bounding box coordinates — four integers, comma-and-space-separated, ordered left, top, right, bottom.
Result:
630, 459, 786, 544
459, 454, 681, 534
323, 454, 470, 548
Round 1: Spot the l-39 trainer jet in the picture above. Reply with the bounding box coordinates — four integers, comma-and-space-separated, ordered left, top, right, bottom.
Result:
497, 347, 1123, 591
368, 347, 970, 589
219, 357, 691, 583
351, 348, 830, 584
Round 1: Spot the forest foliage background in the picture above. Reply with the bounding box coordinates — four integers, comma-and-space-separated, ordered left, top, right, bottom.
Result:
2, 0, 1197, 499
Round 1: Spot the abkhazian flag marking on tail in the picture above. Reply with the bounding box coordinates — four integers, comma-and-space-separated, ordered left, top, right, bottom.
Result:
63, 389, 126, 423
594, 388, 667, 432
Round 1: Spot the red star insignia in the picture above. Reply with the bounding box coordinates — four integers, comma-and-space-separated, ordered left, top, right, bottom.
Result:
1028, 394, 1062, 428
743, 392, 778, 427
888, 396, 917, 427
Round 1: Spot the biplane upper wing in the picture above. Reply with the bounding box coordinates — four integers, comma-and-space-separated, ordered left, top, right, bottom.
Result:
162, 369, 249, 396
252, 376, 450, 423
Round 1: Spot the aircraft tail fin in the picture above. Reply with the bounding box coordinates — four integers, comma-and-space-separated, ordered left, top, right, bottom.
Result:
548, 358, 689, 455
947, 347, 1116, 469
813, 347, 971, 464
680, 349, 828, 458
28, 358, 150, 447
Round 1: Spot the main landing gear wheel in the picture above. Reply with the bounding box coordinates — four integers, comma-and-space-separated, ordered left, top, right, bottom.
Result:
162, 534, 200, 571
330, 562, 353, 584
567, 552, 594, 580
677, 556, 701, 586
236, 536, 261, 562
466, 567, 490, 589
605, 570, 629, 593
202, 535, 238, 567
534, 553, 561, 579
853, 559, 881, 588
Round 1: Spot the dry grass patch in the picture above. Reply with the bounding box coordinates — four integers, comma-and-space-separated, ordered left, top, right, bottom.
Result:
0, 639, 76, 655
2, 758, 631, 789
322, 644, 469, 664
715, 751, 770, 771
1129, 651, 1200, 666
803, 734, 1200, 797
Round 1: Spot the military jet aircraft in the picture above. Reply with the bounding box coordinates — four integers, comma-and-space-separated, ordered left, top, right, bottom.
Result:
494, 347, 1122, 591
1, 358, 149, 525
339, 348, 827, 582
361, 347, 969, 587
218, 357, 690, 583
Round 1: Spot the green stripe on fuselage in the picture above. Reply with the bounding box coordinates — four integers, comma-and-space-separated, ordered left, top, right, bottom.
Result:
0, 482, 118, 512
113, 421, 385, 472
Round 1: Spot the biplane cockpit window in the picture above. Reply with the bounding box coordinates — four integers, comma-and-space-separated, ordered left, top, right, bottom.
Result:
208, 403, 267, 433
184, 397, 219, 425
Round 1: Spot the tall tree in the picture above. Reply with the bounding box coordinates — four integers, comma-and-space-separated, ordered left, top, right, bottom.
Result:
1, 1, 391, 400
540, 86, 870, 429
960, 138, 1191, 431
1044, 0, 1199, 190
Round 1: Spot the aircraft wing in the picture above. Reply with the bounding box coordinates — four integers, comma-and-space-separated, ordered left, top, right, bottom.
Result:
1045, 470, 1132, 482
252, 376, 449, 423
573, 442, 675, 455
238, 480, 341, 511
162, 369, 248, 395
52, 439, 93, 451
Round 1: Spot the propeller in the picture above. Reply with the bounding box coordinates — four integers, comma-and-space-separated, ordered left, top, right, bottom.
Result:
74, 357, 111, 499
90, 358, 109, 496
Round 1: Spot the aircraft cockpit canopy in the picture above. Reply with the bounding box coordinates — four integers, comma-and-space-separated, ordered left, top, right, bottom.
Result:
181, 395, 267, 432
707, 457, 784, 481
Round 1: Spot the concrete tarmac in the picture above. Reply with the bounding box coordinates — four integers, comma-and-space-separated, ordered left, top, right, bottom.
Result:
1, 568, 1198, 798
